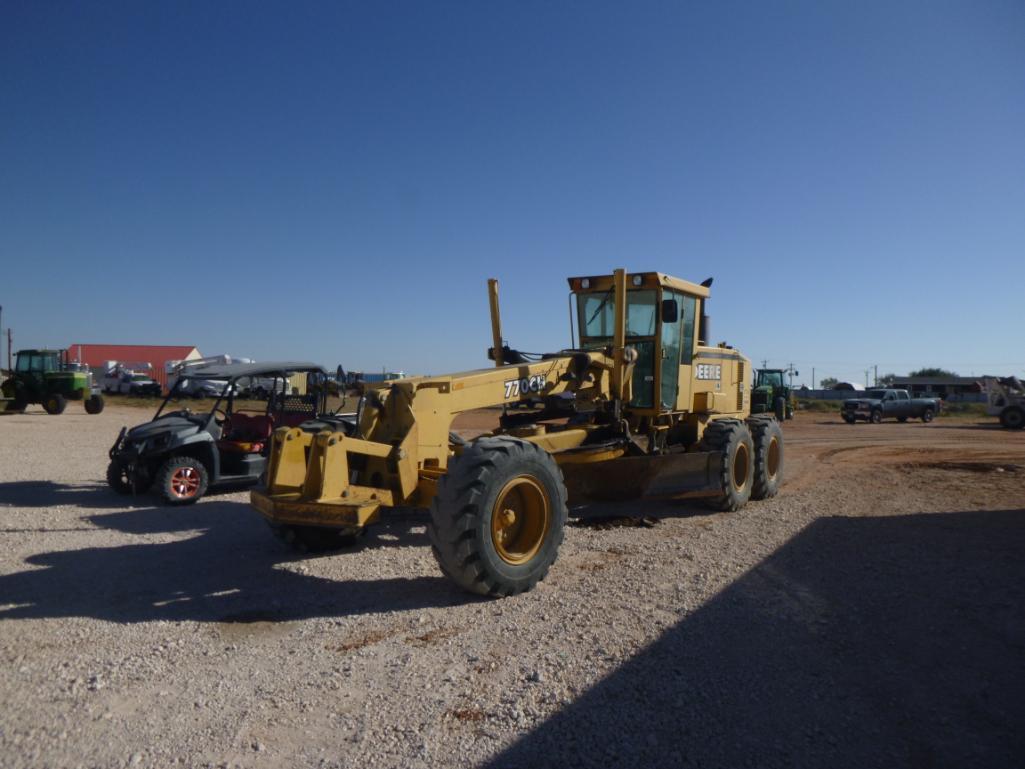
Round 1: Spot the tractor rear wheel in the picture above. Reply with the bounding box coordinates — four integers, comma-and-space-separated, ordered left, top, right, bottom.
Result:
154, 456, 209, 505
700, 420, 754, 512
44, 394, 67, 415
85, 394, 104, 414
748, 417, 783, 500
428, 436, 567, 597
4, 398, 27, 413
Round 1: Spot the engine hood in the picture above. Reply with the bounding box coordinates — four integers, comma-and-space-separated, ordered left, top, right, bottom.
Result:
843, 398, 878, 407
127, 416, 202, 441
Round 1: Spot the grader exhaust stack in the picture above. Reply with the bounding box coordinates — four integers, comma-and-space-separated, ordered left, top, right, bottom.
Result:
251, 269, 783, 597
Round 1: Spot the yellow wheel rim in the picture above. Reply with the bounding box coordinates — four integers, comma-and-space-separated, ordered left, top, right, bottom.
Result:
490, 476, 550, 565
732, 442, 750, 491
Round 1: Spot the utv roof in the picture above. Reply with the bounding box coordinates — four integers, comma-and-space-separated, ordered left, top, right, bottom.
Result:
184, 362, 325, 380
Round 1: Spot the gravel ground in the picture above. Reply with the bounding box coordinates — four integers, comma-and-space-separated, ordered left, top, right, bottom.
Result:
1, 405, 1023, 768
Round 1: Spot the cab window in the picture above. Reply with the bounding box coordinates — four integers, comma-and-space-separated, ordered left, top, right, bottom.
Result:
626, 291, 657, 337
681, 296, 697, 364
577, 289, 658, 340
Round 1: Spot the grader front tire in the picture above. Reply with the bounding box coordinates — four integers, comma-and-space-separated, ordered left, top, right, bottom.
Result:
428, 436, 568, 597
701, 420, 754, 512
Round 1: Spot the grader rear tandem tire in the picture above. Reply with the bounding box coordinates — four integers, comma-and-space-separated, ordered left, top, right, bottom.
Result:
747, 416, 784, 500
428, 436, 568, 597
700, 419, 755, 512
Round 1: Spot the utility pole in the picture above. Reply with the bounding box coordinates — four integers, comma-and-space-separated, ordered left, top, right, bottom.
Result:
812, 367, 815, 390
761, 359, 768, 369
874, 364, 878, 386
6, 328, 11, 372
864, 369, 870, 388
779, 363, 799, 389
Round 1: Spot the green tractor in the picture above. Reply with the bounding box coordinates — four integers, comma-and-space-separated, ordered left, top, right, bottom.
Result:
1, 349, 105, 415
752, 368, 794, 421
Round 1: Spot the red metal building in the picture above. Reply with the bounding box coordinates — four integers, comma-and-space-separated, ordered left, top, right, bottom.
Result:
67, 344, 201, 390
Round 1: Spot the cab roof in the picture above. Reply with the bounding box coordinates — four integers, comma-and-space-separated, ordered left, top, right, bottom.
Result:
566, 271, 711, 298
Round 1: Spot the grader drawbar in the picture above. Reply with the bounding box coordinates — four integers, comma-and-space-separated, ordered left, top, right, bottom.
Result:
251, 270, 783, 596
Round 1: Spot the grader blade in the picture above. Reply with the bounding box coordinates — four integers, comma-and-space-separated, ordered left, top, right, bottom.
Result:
560, 451, 721, 503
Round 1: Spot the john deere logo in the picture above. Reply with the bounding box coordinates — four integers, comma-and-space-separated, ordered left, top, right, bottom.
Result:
695, 364, 722, 381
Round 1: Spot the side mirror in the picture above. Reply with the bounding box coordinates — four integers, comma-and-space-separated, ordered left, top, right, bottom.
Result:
661, 299, 679, 324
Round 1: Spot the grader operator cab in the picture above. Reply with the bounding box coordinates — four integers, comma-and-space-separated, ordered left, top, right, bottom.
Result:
251, 270, 783, 597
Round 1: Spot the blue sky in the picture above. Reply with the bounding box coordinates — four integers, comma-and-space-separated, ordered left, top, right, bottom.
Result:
2, 1, 1023, 385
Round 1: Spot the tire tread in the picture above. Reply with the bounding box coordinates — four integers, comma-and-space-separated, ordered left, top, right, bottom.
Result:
428, 436, 567, 597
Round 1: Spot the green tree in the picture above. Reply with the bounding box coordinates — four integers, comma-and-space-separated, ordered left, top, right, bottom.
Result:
908, 367, 958, 378
878, 372, 898, 385
820, 376, 839, 389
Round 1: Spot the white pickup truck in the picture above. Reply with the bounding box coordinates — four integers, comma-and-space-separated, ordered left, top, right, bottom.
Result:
102, 365, 162, 396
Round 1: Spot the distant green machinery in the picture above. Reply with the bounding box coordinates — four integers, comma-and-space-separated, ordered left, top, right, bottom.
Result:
751, 368, 794, 421
1, 349, 104, 415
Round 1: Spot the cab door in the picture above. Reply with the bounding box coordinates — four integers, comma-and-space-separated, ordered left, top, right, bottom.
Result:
668, 295, 701, 416
659, 290, 683, 410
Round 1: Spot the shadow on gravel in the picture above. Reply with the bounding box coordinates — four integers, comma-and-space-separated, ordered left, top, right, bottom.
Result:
486, 508, 1025, 769
0, 479, 255, 509
0, 500, 470, 622
570, 497, 717, 524
935, 423, 1012, 431
0, 480, 154, 509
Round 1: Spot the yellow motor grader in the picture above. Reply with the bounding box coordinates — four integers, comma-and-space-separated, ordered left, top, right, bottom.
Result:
251, 269, 783, 596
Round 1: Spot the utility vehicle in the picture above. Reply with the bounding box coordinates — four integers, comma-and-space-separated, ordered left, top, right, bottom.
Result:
107, 362, 347, 504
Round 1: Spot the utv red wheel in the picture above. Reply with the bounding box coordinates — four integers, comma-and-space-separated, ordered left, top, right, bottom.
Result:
154, 456, 209, 505
170, 467, 201, 498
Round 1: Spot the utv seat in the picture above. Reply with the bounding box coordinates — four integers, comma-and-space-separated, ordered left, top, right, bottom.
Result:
218, 413, 274, 453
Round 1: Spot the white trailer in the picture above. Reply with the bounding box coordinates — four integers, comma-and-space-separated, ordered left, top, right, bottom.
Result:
166, 355, 252, 397
981, 377, 1025, 429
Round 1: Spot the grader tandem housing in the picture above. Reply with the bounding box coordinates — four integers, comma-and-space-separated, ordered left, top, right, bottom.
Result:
252, 270, 783, 596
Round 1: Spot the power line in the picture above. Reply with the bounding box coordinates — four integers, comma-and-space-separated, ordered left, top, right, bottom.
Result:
757, 359, 1025, 368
